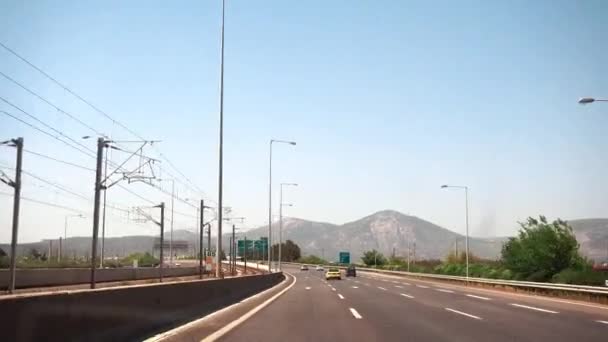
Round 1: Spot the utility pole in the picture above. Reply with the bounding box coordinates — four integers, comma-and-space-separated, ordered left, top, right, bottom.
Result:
232, 224, 236, 276
199, 200, 204, 279
413, 241, 416, 266
90, 137, 104, 289
2, 137, 23, 294
100, 146, 109, 268
207, 220, 211, 257
407, 231, 411, 272
59, 237, 62, 262
158, 202, 165, 282
244, 235, 247, 273
169, 180, 175, 267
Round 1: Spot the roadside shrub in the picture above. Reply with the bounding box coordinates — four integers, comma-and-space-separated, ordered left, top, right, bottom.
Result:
500, 269, 513, 280
525, 270, 552, 282
552, 268, 607, 286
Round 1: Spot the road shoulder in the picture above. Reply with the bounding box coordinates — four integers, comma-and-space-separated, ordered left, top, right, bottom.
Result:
143, 272, 293, 342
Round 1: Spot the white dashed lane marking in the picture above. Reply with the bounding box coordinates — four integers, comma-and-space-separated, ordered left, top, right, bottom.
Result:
338, 294, 345, 299
436, 289, 454, 293
466, 294, 491, 301
378, 287, 387, 291
510, 303, 559, 314
400, 293, 414, 299
445, 308, 482, 320
305, 287, 311, 290
416, 285, 429, 289
349, 308, 363, 319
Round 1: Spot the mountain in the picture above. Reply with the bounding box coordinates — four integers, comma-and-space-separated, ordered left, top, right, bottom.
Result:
243, 210, 506, 262
3, 212, 606, 263
245, 211, 608, 263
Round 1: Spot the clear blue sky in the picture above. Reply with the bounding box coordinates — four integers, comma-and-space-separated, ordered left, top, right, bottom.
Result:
0, 0, 607, 243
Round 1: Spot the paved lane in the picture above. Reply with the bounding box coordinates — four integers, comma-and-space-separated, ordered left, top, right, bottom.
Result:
220, 268, 378, 342
219, 265, 608, 341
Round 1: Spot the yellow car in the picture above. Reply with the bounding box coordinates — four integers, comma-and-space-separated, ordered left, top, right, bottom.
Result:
325, 267, 341, 280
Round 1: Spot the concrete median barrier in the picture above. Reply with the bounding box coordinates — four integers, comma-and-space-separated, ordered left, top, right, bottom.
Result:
0, 267, 203, 290
0, 272, 284, 342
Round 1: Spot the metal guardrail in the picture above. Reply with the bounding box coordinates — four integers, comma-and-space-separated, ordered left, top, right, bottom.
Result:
286, 262, 608, 295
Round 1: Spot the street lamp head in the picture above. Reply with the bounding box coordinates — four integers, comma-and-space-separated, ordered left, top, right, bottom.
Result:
289, 141, 296, 146
578, 97, 595, 104
441, 185, 448, 189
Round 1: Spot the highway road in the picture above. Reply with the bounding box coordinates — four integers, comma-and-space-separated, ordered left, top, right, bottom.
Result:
219, 264, 608, 342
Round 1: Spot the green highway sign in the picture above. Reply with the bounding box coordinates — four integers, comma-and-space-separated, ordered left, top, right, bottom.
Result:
339, 251, 350, 264
237, 238, 268, 256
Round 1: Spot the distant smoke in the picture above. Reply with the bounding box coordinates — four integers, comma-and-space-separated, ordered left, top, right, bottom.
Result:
476, 211, 497, 237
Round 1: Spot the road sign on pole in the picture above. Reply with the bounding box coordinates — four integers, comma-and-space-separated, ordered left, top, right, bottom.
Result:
339, 252, 350, 264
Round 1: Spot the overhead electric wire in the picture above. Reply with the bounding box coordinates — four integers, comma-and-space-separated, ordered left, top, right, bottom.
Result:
0, 190, 86, 214
1, 41, 206, 199
0, 70, 101, 135
23, 149, 95, 172
0, 96, 97, 156
1, 109, 97, 159
1, 42, 223, 217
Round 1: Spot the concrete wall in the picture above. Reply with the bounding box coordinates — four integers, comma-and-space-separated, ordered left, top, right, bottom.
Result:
0, 267, 202, 290
0, 273, 284, 342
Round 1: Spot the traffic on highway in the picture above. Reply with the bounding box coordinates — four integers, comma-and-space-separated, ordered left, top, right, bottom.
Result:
217, 264, 608, 342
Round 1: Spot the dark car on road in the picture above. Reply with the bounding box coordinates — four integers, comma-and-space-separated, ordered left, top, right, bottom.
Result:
346, 265, 356, 277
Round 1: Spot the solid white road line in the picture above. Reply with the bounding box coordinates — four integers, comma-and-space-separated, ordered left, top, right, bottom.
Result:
401, 282, 411, 286
332, 287, 336, 291
394, 285, 404, 289
445, 308, 482, 320
416, 285, 429, 289
378, 286, 387, 291
400, 293, 414, 299
338, 294, 345, 299
305, 287, 311, 290
595, 320, 608, 325
352, 286, 359, 289
349, 308, 363, 319
466, 294, 491, 301
436, 289, 454, 293
510, 303, 559, 314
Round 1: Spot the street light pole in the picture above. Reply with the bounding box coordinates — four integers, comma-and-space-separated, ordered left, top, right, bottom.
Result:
279, 183, 297, 271
216, 0, 225, 279
441, 184, 470, 279
268, 139, 296, 272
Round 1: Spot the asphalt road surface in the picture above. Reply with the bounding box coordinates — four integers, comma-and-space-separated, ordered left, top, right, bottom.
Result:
219, 264, 608, 342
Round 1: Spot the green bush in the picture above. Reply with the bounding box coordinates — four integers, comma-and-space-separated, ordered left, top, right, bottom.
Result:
552, 268, 607, 286
525, 270, 552, 282
500, 269, 513, 280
